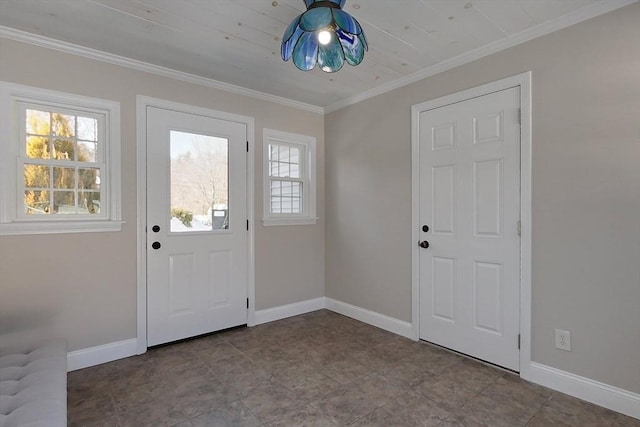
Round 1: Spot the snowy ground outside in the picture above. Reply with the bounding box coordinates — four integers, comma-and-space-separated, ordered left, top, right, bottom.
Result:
170, 215, 212, 232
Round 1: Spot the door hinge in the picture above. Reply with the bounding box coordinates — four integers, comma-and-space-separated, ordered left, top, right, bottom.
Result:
246, 219, 249, 230
518, 334, 521, 350
517, 220, 521, 237
246, 298, 249, 309
246, 141, 249, 152
517, 108, 521, 125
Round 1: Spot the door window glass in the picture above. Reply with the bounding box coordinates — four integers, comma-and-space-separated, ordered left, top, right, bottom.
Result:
170, 131, 229, 232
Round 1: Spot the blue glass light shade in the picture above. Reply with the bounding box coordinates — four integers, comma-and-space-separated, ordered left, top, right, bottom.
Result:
281, 0, 367, 72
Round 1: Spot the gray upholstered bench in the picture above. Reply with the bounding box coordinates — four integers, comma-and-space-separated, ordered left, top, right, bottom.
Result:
0, 340, 67, 427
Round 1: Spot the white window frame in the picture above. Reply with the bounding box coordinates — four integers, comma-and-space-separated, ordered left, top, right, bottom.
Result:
263, 128, 317, 226
0, 81, 122, 235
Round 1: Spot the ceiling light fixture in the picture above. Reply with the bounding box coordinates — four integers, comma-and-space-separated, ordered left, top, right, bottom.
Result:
281, 0, 368, 73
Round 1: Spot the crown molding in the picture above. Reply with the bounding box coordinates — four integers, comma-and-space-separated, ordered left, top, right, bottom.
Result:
0, 26, 325, 115
324, 0, 637, 113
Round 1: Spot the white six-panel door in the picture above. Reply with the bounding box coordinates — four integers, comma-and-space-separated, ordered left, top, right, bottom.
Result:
418, 87, 521, 371
146, 106, 248, 346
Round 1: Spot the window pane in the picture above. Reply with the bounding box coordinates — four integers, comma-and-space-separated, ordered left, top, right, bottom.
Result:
26, 136, 50, 159
279, 145, 290, 162
292, 198, 301, 213
281, 181, 292, 196
77, 116, 97, 141
270, 160, 279, 177
271, 180, 281, 196
79, 168, 100, 190
53, 167, 76, 189
24, 190, 50, 214
290, 147, 300, 163
54, 191, 76, 214
170, 131, 228, 232
26, 109, 50, 136
270, 144, 278, 162
52, 113, 75, 137
281, 198, 292, 213
292, 182, 301, 196
53, 138, 75, 160
24, 164, 50, 188
78, 141, 97, 162
79, 190, 100, 214
280, 162, 290, 177
271, 198, 281, 214
290, 164, 300, 178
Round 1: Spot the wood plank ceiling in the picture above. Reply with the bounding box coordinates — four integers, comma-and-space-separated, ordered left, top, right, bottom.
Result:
0, 0, 613, 108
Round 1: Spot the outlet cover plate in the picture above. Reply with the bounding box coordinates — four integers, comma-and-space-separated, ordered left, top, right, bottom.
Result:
555, 329, 571, 351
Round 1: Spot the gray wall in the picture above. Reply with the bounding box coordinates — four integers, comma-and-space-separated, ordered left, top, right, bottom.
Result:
0, 38, 325, 351
325, 4, 640, 393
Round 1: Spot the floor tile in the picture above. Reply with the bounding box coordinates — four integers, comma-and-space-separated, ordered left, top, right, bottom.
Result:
480, 373, 551, 418
173, 377, 242, 418
437, 358, 504, 393
275, 369, 342, 401
66, 310, 636, 427
382, 390, 453, 427
411, 374, 478, 411
117, 396, 187, 427
351, 372, 408, 407
309, 388, 378, 425
67, 395, 116, 425
189, 400, 261, 427
241, 381, 303, 418
262, 402, 336, 426
541, 393, 640, 426
348, 406, 409, 427
449, 393, 532, 427
322, 359, 374, 384
69, 417, 120, 427
382, 359, 436, 386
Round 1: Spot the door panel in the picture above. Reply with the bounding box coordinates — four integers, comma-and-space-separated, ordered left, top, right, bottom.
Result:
146, 107, 247, 346
419, 87, 520, 371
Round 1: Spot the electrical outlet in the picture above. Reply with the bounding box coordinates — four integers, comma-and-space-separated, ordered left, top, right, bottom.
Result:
555, 329, 571, 351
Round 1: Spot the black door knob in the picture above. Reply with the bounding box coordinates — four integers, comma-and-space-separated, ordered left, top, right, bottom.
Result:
152, 241, 161, 250
422, 225, 429, 232
152, 225, 160, 233
419, 241, 429, 249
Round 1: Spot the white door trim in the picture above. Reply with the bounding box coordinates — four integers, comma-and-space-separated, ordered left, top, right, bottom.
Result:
135, 96, 255, 354
411, 72, 532, 373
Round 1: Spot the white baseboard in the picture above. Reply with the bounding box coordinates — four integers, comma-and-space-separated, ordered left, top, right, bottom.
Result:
67, 338, 137, 372
254, 297, 325, 325
522, 362, 640, 420
324, 297, 414, 340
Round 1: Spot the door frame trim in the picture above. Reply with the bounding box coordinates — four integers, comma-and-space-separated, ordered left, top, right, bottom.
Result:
410, 72, 532, 373
135, 95, 256, 354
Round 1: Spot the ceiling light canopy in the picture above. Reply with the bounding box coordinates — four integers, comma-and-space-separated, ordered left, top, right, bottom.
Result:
281, 0, 368, 73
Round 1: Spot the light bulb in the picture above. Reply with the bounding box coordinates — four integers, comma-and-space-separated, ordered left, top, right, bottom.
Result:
317, 30, 331, 45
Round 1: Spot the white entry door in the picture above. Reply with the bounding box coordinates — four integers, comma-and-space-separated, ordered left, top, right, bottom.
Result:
146, 106, 248, 346
418, 87, 521, 371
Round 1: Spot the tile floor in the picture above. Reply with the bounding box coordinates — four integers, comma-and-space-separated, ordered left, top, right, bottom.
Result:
68, 310, 639, 426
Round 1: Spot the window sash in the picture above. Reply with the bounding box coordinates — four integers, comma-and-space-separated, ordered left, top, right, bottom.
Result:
268, 141, 305, 180
267, 141, 308, 216
16, 102, 108, 221
17, 158, 107, 220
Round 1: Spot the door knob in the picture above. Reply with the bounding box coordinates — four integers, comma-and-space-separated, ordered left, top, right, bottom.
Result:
152, 225, 160, 233
419, 241, 429, 249
422, 225, 429, 232
152, 241, 161, 250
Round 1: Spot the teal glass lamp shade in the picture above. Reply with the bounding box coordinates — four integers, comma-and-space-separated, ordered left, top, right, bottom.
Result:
281, 0, 368, 72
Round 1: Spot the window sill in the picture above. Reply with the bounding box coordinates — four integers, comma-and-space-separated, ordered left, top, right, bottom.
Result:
262, 217, 318, 227
0, 220, 125, 236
